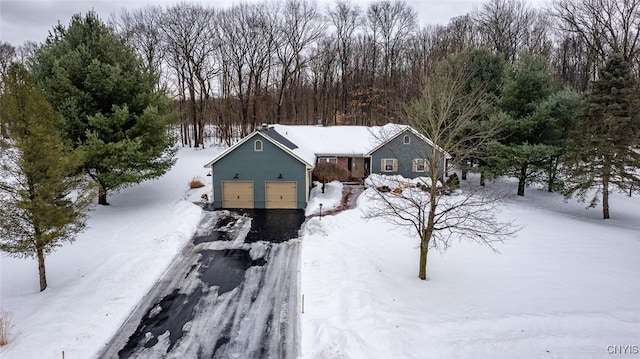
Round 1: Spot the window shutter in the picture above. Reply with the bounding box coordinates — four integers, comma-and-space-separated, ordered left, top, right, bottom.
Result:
393, 159, 398, 172
380, 159, 385, 172
412, 159, 417, 172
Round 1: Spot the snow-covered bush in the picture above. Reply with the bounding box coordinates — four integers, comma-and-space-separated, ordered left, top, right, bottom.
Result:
364, 173, 442, 193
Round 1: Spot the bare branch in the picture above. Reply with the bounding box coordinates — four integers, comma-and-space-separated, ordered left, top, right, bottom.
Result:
363, 56, 519, 280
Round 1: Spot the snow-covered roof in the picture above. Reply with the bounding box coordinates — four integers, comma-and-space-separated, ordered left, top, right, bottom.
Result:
258, 126, 317, 165
269, 123, 408, 156
204, 123, 450, 169
271, 124, 451, 159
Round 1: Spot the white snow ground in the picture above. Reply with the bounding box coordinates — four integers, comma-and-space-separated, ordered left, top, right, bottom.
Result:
301, 179, 640, 359
305, 181, 344, 217
0, 146, 221, 359
2, 144, 639, 359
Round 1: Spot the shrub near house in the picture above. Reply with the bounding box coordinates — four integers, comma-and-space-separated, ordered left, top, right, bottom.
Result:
312, 162, 350, 193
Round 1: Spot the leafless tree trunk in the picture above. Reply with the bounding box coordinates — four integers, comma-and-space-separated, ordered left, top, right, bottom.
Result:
473, 0, 539, 63
364, 1, 416, 123
308, 37, 338, 123
272, 0, 323, 124
159, 4, 217, 148
218, 3, 275, 135
365, 58, 517, 280
113, 7, 164, 76
551, 0, 640, 77
328, 1, 363, 118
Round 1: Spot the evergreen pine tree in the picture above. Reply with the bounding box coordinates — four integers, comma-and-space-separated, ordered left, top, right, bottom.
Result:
529, 89, 582, 192
564, 53, 640, 219
484, 55, 580, 196
0, 64, 93, 292
31, 12, 175, 205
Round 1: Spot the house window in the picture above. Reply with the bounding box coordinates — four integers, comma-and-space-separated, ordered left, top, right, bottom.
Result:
318, 157, 337, 164
403, 135, 411, 144
254, 140, 263, 151
382, 158, 397, 172
413, 159, 428, 172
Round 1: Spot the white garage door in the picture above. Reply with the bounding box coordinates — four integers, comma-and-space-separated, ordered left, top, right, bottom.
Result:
222, 181, 254, 208
265, 181, 297, 209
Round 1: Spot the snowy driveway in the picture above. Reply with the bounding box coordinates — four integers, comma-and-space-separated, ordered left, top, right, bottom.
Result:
99, 209, 305, 358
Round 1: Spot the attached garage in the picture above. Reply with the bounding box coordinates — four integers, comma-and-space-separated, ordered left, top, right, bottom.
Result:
265, 181, 297, 209
222, 181, 254, 208
205, 129, 314, 210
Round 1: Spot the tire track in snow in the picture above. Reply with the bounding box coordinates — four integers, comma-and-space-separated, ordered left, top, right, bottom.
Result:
98, 210, 303, 358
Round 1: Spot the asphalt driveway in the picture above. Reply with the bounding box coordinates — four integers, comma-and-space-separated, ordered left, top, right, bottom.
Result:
99, 209, 305, 358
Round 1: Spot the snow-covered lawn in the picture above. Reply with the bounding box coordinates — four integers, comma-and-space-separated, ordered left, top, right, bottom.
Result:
301, 180, 640, 359
0, 146, 221, 359
2, 149, 639, 359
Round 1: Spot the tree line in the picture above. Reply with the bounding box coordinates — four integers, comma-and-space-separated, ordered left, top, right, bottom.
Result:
104, 0, 639, 147
2, 0, 638, 147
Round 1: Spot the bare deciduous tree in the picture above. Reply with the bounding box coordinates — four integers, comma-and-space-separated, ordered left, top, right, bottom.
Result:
218, 3, 275, 136
0, 42, 15, 77
328, 0, 363, 118
365, 58, 517, 280
551, 0, 640, 77
365, 0, 417, 121
113, 6, 164, 74
274, 0, 323, 123
367, 0, 417, 81
474, 0, 540, 63
80, 0, 640, 148
159, 3, 217, 147
308, 36, 338, 123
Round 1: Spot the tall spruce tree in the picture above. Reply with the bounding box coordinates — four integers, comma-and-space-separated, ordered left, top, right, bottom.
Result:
564, 53, 640, 219
31, 12, 175, 205
528, 89, 581, 192
484, 55, 579, 196
0, 64, 93, 292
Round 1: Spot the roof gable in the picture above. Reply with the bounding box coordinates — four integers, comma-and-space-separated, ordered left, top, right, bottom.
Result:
366, 127, 452, 159
204, 131, 314, 169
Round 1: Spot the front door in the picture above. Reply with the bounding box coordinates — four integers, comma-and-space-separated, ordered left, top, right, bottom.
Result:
351, 157, 366, 177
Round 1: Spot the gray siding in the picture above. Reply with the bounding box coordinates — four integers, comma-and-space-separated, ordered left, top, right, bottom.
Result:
212, 133, 308, 209
370, 130, 446, 179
